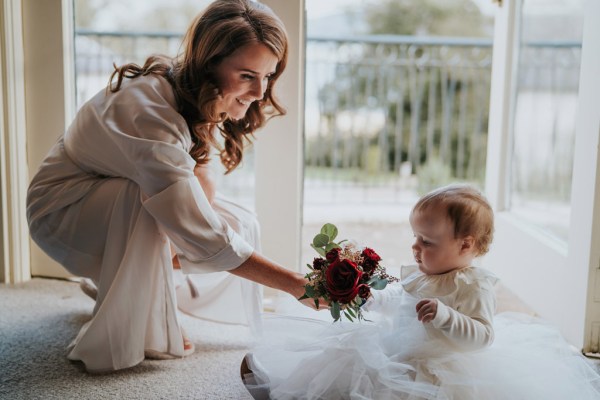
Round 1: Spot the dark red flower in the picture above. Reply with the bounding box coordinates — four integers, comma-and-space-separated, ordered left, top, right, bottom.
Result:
361, 248, 381, 263
357, 284, 371, 299
325, 258, 363, 304
325, 247, 342, 263
361, 248, 381, 275
312, 257, 327, 271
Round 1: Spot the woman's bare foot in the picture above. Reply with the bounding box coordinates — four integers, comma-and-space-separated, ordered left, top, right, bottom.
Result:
144, 333, 195, 360
182, 331, 194, 356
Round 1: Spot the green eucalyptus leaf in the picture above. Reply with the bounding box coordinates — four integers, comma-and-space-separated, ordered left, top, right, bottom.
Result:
298, 294, 308, 300
370, 278, 388, 290
310, 244, 327, 257
346, 307, 356, 318
312, 233, 330, 247
320, 223, 338, 241
304, 285, 316, 298
306, 263, 314, 271
331, 301, 340, 320
325, 242, 341, 252
314, 299, 320, 309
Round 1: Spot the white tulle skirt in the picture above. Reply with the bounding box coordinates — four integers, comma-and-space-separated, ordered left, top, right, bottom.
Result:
245, 292, 600, 400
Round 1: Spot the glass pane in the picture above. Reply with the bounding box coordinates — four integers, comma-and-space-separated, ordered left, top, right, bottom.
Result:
72, 0, 253, 208
303, 0, 495, 274
509, 0, 584, 241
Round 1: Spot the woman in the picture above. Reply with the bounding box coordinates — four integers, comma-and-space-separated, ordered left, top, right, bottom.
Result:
26, 0, 310, 373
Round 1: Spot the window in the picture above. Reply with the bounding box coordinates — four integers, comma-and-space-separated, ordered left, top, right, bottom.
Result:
508, 0, 583, 241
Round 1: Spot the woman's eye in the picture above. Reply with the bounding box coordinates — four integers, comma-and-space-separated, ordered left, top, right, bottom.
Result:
241, 74, 254, 80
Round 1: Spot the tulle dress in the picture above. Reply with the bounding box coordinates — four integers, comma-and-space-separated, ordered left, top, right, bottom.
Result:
244, 266, 600, 400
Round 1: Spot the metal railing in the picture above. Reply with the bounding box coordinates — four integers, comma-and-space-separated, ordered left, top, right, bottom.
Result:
304, 35, 493, 202
74, 30, 580, 205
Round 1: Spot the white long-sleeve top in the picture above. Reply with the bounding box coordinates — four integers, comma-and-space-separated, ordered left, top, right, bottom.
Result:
368, 265, 498, 351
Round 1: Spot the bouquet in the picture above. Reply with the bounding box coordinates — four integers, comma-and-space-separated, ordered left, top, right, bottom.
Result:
299, 223, 399, 322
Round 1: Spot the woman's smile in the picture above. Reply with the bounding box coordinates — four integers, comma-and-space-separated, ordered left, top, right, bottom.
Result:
214, 42, 279, 120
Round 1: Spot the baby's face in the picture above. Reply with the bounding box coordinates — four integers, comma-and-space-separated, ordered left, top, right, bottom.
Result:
409, 208, 472, 275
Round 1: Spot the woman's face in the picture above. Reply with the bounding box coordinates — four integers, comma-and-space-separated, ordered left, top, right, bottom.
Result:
214, 42, 279, 120
409, 208, 473, 275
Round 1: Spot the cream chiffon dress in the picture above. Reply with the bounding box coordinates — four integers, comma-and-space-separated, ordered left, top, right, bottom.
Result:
26, 74, 262, 372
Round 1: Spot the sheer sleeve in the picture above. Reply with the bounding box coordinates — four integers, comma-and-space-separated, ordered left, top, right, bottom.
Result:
64, 75, 253, 273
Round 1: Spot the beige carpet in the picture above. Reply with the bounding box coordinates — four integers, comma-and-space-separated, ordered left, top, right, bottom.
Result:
0, 278, 254, 400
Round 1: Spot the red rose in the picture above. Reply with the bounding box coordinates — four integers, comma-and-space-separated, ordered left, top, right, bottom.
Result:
361, 248, 381, 263
357, 284, 371, 299
361, 248, 381, 275
326, 248, 342, 263
326, 258, 363, 304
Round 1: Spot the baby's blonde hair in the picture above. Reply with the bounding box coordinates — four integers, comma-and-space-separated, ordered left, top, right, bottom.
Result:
412, 184, 494, 256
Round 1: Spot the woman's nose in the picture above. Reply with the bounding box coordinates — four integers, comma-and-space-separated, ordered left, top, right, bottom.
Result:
251, 78, 267, 99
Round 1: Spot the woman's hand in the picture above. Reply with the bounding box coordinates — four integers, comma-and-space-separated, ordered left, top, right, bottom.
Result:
194, 163, 216, 205
416, 298, 438, 323
299, 297, 329, 310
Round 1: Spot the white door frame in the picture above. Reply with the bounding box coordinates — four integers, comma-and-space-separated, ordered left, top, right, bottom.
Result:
23, 0, 76, 279
0, 0, 31, 284
485, 0, 600, 351
255, 0, 305, 273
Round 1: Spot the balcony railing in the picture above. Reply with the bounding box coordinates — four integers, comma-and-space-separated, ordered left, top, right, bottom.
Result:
74, 30, 580, 206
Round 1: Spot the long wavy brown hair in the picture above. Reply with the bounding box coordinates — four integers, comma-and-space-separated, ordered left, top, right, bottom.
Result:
108, 0, 288, 173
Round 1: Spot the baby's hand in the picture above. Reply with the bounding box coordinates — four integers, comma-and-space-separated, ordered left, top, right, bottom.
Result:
416, 298, 438, 323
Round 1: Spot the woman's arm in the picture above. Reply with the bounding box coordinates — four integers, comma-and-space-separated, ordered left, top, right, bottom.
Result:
230, 252, 320, 308
194, 164, 216, 205
230, 251, 306, 299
